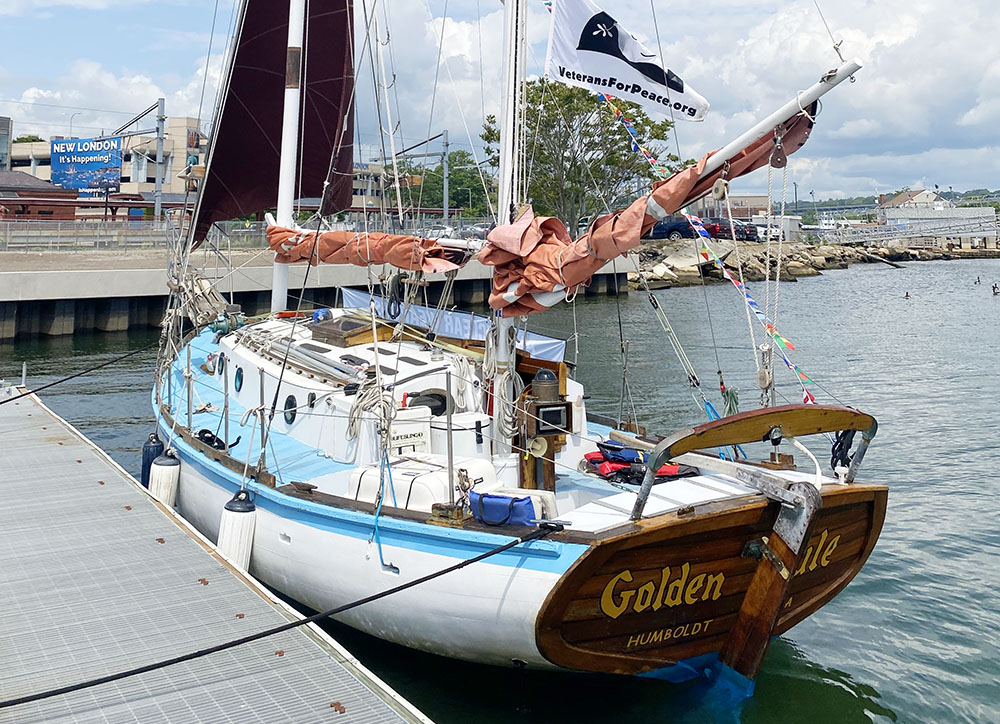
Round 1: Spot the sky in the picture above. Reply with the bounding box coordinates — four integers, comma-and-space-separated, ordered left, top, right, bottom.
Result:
1, 0, 997, 202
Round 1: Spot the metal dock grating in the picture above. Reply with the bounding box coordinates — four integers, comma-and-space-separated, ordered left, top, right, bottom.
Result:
0, 387, 430, 724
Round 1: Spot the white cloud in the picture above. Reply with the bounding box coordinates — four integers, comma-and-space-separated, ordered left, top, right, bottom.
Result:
5, 0, 1000, 198
0, 0, 150, 16
9, 55, 222, 140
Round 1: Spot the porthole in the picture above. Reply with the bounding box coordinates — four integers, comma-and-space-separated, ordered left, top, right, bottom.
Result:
217, 354, 226, 377
307, 392, 317, 408
284, 395, 297, 424
234, 366, 244, 392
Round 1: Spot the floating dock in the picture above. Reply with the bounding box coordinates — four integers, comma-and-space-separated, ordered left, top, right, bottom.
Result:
0, 385, 431, 724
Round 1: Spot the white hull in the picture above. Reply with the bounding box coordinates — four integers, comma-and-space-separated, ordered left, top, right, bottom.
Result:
170, 442, 574, 668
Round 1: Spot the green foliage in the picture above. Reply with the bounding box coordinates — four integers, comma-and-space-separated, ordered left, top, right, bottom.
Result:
481, 79, 690, 230
387, 149, 493, 218
13, 134, 43, 143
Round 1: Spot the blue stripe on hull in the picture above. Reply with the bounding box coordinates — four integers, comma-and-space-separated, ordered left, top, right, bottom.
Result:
157, 415, 588, 575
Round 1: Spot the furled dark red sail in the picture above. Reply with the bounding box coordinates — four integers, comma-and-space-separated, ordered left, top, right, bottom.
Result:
192, 0, 354, 242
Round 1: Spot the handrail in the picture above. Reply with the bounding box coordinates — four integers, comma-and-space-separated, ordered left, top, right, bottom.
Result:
630, 404, 878, 520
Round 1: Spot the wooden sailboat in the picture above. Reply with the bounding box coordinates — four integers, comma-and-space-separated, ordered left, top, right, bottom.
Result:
153, 0, 886, 697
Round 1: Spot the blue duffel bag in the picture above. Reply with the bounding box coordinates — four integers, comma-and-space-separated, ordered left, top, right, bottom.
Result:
469, 490, 536, 526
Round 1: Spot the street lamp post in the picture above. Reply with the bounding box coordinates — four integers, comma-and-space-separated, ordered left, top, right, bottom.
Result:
68, 112, 81, 138
793, 182, 798, 213
810, 190, 816, 221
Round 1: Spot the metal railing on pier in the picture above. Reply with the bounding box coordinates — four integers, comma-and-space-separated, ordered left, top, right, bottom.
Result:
0, 220, 172, 252
1, 216, 496, 254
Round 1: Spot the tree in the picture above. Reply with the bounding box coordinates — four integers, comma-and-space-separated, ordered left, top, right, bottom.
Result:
482, 79, 690, 231
13, 134, 43, 143
389, 149, 493, 218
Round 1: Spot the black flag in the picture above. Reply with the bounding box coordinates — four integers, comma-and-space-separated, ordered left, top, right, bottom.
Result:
577, 11, 684, 93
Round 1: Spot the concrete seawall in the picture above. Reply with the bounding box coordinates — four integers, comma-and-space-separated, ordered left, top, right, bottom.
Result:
0, 251, 627, 340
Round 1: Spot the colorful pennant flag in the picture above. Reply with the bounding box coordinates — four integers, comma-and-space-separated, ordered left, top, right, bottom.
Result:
687, 214, 817, 403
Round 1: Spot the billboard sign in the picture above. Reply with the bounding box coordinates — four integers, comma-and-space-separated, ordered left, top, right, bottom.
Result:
50, 136, 122, 197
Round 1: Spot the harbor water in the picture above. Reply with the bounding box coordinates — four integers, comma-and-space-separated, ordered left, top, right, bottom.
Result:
2, 258, 998, 723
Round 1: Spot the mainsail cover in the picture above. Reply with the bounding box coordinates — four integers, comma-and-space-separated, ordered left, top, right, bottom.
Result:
260, 103, 817, 317
267, 226, 468, 273
480, 102, 818, 317
192, 0, 355, 242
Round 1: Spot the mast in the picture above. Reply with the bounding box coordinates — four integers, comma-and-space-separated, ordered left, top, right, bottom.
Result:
492, 0, 524, 459
270, 0, 307, 314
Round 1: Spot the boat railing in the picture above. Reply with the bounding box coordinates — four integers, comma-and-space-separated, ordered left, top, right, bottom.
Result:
630, 404, 878, 520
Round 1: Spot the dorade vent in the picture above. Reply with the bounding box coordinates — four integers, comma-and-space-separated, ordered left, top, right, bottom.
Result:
299, 342, 333, 354
398, 356, 427, 366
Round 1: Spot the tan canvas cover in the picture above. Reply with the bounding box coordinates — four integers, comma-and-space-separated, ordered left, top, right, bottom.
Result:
267, 227, 466, 273
481, 103, 817, 316
264, 104, 816, 316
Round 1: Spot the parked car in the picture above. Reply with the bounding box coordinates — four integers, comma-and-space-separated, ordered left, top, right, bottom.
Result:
734, 219, 758, 242
700, 217, 748, 241
424, 224, 456, 238
643, 214, 698, 240
754, 224, 781, 241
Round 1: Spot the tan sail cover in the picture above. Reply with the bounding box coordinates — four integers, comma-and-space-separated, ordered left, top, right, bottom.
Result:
267, 226, 466, 273
481, 104, 817, 316
264, 104, 816, 314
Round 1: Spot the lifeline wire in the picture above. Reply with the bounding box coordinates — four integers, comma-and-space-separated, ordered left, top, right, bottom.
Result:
0, 525, 559, 710
0, 341, 159, 406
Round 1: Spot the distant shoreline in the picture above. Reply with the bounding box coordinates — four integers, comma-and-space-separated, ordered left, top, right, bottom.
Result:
630, 242, 1000, 288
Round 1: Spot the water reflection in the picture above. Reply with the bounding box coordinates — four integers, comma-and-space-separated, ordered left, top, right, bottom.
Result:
312, 611, 895, 724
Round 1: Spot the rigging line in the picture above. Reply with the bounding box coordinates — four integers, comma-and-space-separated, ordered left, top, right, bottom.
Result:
195, 0, 223, 127
415, 0, 450, 220
294, 0, 312, 219
648, 0, 683, 160
359, 0, 391, 226
257, 216, 323, 470
690, 232, 725, 381
423, 0, 496, 221
0, 342, 160, 407
437, 70, 497, 222
382, 5, 419, 219
723, 192, 760, 373
628, 256, 706, 416
0, 524, 559, 712
372, 3, 406, 225
519, 36, 614, 214
476, 0, 486, 130
771, 164, 790, 333
611, 258, 632, 426
203, 0, 244, 140
381, 1, 409, 171
812, 0, 846, 62
531, 78, 612, 214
